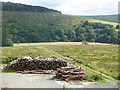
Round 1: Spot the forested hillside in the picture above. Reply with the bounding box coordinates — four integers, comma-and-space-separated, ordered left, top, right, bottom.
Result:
2, 2, 61, 13
82, 15, 118, 23
2, 2, 118, 46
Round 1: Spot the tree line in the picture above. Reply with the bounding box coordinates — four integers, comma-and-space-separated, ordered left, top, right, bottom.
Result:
2, 21, 118, 46
2, 2, 61, 13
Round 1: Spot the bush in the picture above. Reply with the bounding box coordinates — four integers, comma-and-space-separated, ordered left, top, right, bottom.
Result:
86, 74, 104, 82
116, 74, 120, 80
82, 41, 88, 45
2, 38, 13, 46
50, 55, 57, 59
2, 28, 13, 47
75, 59, 84, 64
85, 64, 95, 70
118, 74, 120, 80
2, 56, 18, 64
92, 75, 103, 81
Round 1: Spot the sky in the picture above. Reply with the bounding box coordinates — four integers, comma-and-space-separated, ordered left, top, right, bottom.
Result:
0, 0, 119, 15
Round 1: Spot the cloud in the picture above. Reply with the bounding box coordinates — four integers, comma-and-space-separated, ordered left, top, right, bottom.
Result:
0, 0, 119, 15
55, 0, 119, 15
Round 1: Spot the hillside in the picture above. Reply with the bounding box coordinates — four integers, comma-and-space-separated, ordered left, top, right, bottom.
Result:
82, 15, 118, 23
2, 2, 61, 13
2, 2, 118, 45
2, 11, 87, 25
2, 2, 87, 25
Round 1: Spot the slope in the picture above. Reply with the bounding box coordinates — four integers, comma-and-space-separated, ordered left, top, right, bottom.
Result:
2, 2, 87, 25
2, 2, 118, 44
82, 14, 118, 23
2, 11, 88, 25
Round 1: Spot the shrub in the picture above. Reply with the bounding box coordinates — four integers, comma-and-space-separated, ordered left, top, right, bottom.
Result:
2, 56, 18, 64
2, 38, 13, 46
85, 64, 95, 70
116, 74, 120, 80
86, 74, 104, 82
75, 59, 84, 64
50, 55, 57, 59
92, 75, 103, 81
82, 41, 88, 45
118, 74, 120, 80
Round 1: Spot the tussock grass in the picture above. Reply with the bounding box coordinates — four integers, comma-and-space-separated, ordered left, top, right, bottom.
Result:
2, 42, 118, 80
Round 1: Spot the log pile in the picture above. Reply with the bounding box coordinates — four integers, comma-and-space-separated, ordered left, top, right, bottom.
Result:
2, 56, 68, 71
56, 67, 86, 81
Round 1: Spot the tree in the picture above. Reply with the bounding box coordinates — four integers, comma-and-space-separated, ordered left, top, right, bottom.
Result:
2, 28, 13, 46
66, 30, 76, 41
55, 35, 59, 41
116, 25, 120, 29
62, 35, 69, 42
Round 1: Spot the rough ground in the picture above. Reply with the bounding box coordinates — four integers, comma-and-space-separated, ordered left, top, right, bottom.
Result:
0, 73, 116, 88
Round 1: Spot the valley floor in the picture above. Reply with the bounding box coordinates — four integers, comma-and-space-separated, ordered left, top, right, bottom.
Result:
1, 42, 119, 84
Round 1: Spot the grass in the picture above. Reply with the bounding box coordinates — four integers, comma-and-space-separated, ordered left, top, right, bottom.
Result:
42, 44, 118, 79
1, 70, 16, 73
89, 19, 118, 27
85, 70, 107, 82
83, 15, 118, 23
1, 42, 118, 81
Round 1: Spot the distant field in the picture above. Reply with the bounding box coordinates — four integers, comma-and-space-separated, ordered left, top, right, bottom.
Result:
82, 15, 118, 23
89, 19, 118, 27
2, 42, 118, 79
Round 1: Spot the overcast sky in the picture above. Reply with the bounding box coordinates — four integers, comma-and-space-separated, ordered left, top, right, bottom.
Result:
0, 0, 119, 15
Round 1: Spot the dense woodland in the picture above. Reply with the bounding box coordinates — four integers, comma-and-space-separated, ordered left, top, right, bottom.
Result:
2, 2, 61, 13
3, 21, 118, 44
2, 2, 119, 46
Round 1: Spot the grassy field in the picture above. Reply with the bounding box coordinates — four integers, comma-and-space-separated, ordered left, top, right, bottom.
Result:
1, 42, 118, 80
89, 19, 118, 27
83, 15, 118, 23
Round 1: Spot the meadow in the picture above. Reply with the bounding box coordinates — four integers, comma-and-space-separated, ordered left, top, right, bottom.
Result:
89, 19, 118, 27
84, 15, 118, 23
2, 42, 118, 80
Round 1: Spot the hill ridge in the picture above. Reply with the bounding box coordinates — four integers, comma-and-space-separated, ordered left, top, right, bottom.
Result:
2, 2, 61, 13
